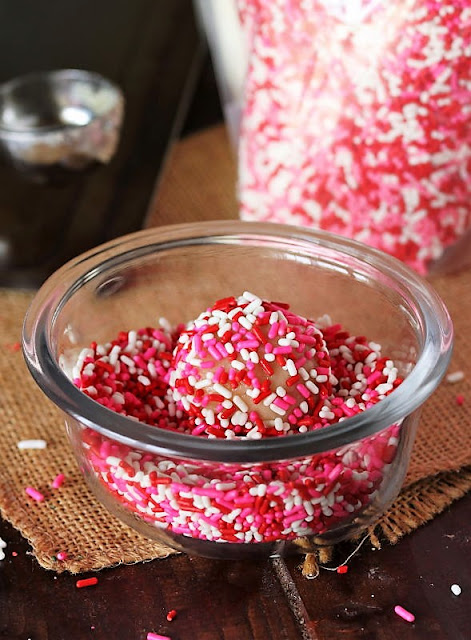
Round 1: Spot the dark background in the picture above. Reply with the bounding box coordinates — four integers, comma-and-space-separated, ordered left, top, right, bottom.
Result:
0, 0, 222, 288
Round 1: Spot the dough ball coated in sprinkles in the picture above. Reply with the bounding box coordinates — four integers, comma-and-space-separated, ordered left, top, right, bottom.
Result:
168, 292, 332, 438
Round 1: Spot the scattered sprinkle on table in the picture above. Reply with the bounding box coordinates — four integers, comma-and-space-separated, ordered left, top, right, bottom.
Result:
147, 634, 172, 640
394, 605, 415, 623
337, 565, 348, 574
17, 439, 47, 450
166, 609, 177, 622
51, 473, 65, 489
7, 341, 21, 352
446, 371, 465, 384
25, 486, 45, 502
451, 584, 462, 596
76, 577, 98, 588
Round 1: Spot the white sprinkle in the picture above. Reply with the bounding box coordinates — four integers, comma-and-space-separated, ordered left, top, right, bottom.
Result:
451, 584, 462, 596
194, 379, 211, 389
233, 395, 249, 412
0, 537, 6, 560
299, 367, 309, 380
205, 409, 216, 425
120, 354, 135, 368
126, 330, 137, 351
250, 352, 260, 363
274, 418, 284, 431
263, 392, 277, 406
17, 439, 47, 450
112, 392, 125, 405
286, 359, 297, 376
244, 298, 263, 315
231, 360, 245, 370
264, 353, 276, 362
137, 375, 151, 386
446, 371, 464, 384
276, 386, 286, 397
224, 342, 235, 354
213, 383, 232, 399
270, 403, 286, 416
306, 381, 319, 395
238, 316, 253, 331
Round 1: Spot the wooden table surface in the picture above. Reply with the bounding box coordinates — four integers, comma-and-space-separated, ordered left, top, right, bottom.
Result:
1, 3, 470, 638
1, 494, 470, 639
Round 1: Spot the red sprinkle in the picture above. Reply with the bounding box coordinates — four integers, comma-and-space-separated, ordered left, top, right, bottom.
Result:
456, 394, 465, 406
337, 565, 348, 574
56, 551, 68, 561
76, 577, 98, 588
166, 609, 177, 622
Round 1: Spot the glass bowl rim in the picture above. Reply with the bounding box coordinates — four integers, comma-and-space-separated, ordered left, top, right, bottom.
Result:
0, 68, 123, 138
22, 220, 453, 463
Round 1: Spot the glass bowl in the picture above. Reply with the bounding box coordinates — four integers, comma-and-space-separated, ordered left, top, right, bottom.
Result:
22, 221, 453, 559
0, 69, 124, 177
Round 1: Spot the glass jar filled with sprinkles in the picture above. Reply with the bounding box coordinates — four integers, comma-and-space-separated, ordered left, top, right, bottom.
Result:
23, 221, 453, 558
200, 0, 471, 275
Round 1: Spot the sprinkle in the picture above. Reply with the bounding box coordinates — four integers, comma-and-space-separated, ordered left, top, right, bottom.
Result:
147, 634, 172, 640
451, 584, 462, 596
52, 473, 65, 489
72, 295, 403, 547
56, 551, 68, 561
166, 609, 177, 621
25, 487, 45, 502
76, 577, 98, 588
336, 565, 348, 574
455, 394, 465, 406
394, 605, 415, 623
7, 341, 21, 352
446, 371, 464, 384
0, 537, 6, 560
17, 439, 47, 450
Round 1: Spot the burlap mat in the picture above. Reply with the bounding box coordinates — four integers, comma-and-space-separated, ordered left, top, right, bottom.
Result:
0, 125, 470, 573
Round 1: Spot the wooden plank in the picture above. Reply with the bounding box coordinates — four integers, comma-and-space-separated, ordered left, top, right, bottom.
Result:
285, 493, 471, 639
0, 518, 302, 639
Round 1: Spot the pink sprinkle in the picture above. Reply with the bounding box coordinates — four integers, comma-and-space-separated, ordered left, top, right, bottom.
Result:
296, 383, 311, 399
147, 634, 172, 640
52, 473, 65, 489
394, 605, 415, 623
56, 551, 68, 561
456, 394, 465, 406
25, 487, 45, 502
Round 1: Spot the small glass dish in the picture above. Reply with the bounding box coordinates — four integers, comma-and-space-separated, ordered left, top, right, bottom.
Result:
0, 69, 124, 177
22, 221, 453, 559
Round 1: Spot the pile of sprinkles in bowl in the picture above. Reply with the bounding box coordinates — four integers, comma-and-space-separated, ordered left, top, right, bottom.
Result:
72, 292, 403, 543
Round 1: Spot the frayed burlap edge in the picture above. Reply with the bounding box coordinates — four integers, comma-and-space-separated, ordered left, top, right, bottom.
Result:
301, 466, 471, 576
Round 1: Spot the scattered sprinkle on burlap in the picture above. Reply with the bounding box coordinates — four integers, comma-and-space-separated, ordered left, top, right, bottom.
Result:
0, 125, 470, 574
